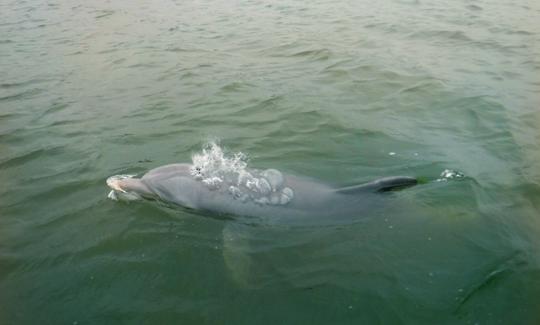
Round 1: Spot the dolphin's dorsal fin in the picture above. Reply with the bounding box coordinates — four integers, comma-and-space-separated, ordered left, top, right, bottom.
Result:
336, 176, 417, 194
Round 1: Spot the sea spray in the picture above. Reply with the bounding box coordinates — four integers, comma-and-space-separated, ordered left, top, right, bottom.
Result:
190, 142, 293, 205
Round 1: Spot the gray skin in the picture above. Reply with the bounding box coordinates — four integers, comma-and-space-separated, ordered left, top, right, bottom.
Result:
108, 163, 417, 223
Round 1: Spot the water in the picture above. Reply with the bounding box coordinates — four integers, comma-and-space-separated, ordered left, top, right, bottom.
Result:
1, 0, 539, 323
188, 142, 294, 205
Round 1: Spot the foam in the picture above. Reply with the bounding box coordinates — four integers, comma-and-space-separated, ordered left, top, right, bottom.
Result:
190, 142, 294, 205
437, 169, 465, 181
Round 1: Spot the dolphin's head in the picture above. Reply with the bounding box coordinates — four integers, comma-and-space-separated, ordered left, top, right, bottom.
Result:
106, 175, 154, 201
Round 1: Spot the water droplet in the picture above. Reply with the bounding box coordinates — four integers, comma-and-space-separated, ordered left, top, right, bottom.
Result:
438, 169, 465, 181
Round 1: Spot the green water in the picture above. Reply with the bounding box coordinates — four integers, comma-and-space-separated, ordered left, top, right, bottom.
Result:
1, 0, 540, 323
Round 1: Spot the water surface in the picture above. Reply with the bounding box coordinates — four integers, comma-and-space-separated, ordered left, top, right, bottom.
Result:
1, 0, 540, 323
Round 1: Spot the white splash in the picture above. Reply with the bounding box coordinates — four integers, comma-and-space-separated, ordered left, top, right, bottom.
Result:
190, 142, 294, 205
437, 169, 465, 181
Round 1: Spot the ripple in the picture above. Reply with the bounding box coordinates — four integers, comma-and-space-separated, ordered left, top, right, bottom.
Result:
466, 4, 483, 11
219, 81, 254, 93
289, 48, 331, 60
408, 30, 474, 43
0, 88, 44, 102
0, 146, 64, 170
455, 252, 528, 312
94, 9, 115, 19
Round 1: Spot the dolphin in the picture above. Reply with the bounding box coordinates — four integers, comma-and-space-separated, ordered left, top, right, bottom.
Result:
106, 163, 417, 223
106, 153, 419, 287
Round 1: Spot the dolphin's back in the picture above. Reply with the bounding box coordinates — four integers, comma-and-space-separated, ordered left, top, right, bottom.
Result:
335, 176, 417, 194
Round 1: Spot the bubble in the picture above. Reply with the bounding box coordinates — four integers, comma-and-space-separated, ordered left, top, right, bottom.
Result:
189, 142, 294, 205
193, 174, 203, 180
282, 187, 293, 199
238, 170, 253, 186
270, 193, 281, 205
202, 176, 222, 190
255, 197, 269, 205
245, 178, 258, 191
280, 187, 294, 205
258, 178, 271, 195
228, 186, 242, 199
262, 169, 284, 190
